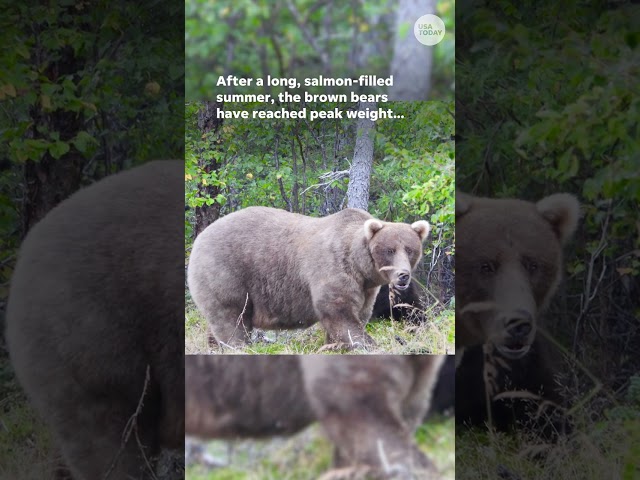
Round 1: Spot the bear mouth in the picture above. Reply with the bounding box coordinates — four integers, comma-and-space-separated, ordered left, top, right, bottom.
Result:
496, 343, 531, 359
394, 283, 410, 291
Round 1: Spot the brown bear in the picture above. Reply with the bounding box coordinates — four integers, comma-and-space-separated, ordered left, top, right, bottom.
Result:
455, 191, 580, 436
5, 161, 184, 479
187, 207, 430, 348
185, 354, 445, 480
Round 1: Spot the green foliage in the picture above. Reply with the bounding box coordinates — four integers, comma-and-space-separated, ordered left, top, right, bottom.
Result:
185, 100, 454, 224
0, 1, 184, 310
456, 2, 640, 476
372, 102, 455, 251
0, 3, 184, 171
457, 2, 639, 217
186, 0, 455, 100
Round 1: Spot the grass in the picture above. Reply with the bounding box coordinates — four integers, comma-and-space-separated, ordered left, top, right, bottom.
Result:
0, 356, 56, 480
185, 300, 454, 355
455, 386, 640, 480
186, 416, 455, 480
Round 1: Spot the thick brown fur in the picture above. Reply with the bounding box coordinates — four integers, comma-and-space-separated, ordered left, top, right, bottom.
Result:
455, 192, 579, 436
188, 207, 430, 348
185, 355, 445, 480
5, 161, 184, 479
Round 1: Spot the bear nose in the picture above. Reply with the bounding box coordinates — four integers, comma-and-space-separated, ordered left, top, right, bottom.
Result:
397, 271, 410, 284
505, 311, 533, 339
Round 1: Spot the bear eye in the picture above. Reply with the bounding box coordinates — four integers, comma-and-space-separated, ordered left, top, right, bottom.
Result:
386, 248, 396, 255
480, 261, 496, 274
405, 247, 413, 255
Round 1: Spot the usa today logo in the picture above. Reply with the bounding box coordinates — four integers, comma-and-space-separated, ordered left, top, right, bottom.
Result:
414, 14, 445, 46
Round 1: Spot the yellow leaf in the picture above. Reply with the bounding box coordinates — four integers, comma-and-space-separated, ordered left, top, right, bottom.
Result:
41, 94, 52, 109
359, 23, 369, 33
185, 173, 192, 180
1, 84, 17, 97
617, 267, 633, 276
82, 101, 97, 112
144, 81, 161, 96
202, 178, 208, 186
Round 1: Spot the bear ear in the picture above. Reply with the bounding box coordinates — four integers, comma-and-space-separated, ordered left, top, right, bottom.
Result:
364, 219, 384, 241
536, 193, 580, 244
456, 191, 473, 218
411, 220, 430, 242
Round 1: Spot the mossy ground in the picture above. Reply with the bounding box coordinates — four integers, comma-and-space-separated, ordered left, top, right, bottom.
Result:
185, 301, 454, 355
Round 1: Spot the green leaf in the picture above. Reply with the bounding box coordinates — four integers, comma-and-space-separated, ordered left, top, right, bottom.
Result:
49, 141, 70, 159
73, 131, 97, 154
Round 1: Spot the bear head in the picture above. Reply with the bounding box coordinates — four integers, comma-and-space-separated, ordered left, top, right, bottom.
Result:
456, 192, 579, 359
364, 218, 430, 290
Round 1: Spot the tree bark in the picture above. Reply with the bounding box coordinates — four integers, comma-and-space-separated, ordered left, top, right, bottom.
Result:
346, 102, 376, 211
22, 34, 86, 236
388, 0, 434, 100
194, 101, 224, 236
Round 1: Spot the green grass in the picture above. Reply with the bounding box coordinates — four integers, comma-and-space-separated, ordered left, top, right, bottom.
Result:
0, 357, 56, 480
186, 416, 455, 480
455, 400, 640, 479
185, 302, 454, 355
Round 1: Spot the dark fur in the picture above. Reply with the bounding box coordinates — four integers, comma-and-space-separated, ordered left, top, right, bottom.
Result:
188, 207, 429, 348
371, 282, 425, 323
6, 161, 184, 480
427, 355, 455, 418
456, 342, 568, 439
186, 355, 445, 479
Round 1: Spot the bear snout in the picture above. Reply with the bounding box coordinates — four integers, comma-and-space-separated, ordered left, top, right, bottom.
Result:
506, 311, 533, 339
496, 310, 535, 359
393, 270, 412, 290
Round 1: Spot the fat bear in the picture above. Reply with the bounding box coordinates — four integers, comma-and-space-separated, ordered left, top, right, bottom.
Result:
455, 191, 579, 436
5, 161, 184, 479
372, 282, 426, 324
185, 354, 445, 480
187, 207, 430, 348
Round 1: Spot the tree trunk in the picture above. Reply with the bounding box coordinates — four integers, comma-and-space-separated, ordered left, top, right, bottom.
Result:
22, 153, 84, 236
194, 101, 224, 236
21, 17, 87, 236
388, 0, 434, 100
346, 102, 376, 211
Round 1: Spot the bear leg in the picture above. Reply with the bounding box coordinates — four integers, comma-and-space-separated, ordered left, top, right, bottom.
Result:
46, 393, 161, 480
312, 283, 375, 348
206, 303, 253, 347
302, 357, 437, 477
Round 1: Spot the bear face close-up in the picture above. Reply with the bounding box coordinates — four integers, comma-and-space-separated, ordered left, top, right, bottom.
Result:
455, 192, 580, 360
455, 191, 580, 435
187, 206, 430, 349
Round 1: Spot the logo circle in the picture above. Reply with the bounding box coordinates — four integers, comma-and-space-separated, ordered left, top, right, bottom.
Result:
414, 14, 446, 46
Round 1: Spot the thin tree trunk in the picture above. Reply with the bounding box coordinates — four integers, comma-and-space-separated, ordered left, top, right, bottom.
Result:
388, 0, 434, 100
346, 102, 376, 211
194, 101, 224, 236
